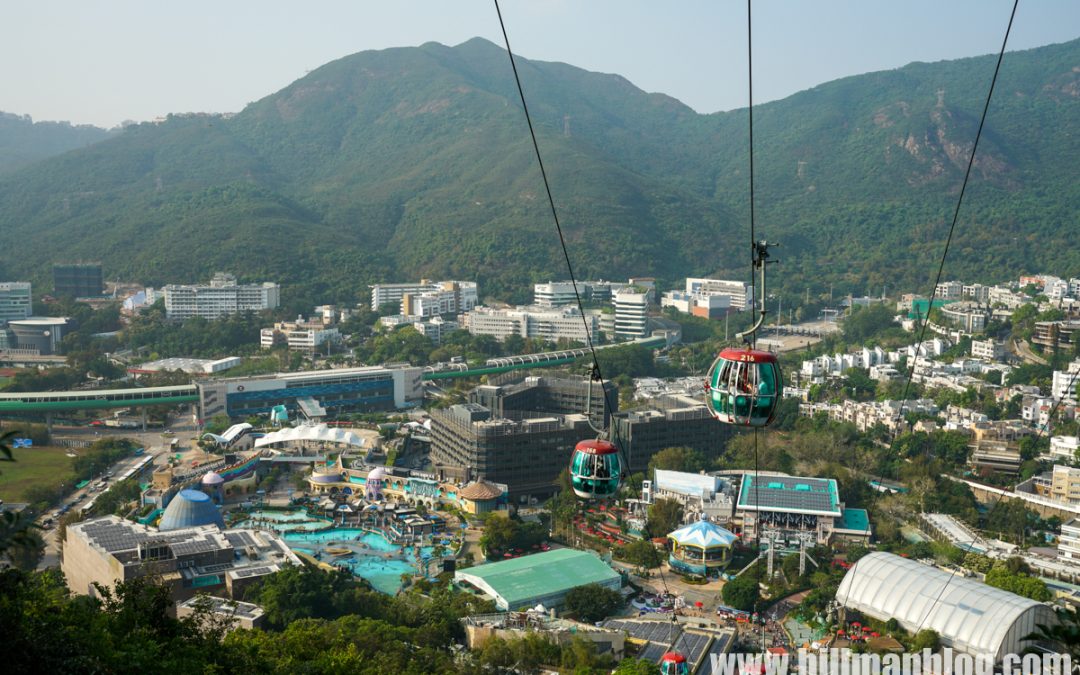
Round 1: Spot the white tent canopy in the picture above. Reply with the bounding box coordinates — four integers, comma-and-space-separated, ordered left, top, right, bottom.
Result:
254, 423, 365, 449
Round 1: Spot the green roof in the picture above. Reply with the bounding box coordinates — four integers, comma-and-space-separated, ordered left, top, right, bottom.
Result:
457, 548, 619, 609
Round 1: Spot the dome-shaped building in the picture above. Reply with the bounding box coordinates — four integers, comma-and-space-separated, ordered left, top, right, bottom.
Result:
365, 466, 386, 501
159, 489, 225, 531
201, 470, 225, 503
307, 470, 344, 494
667, 515, 737, 577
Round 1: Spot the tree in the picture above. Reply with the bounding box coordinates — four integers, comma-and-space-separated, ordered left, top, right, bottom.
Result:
1022, 605, 1080, 662
623, 539, 663, 572
646, 498, 683, 538
910, 629, 940, 651
564, 583, 623, 623
721, 571, 759, 611
647, 446, 707, 477
615, 658, 663, 674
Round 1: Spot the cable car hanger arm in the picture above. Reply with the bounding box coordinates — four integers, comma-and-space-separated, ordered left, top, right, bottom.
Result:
736, 239, 778, 343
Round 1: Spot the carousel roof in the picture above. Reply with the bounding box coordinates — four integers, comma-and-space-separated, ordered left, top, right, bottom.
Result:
667, 518, 737, 549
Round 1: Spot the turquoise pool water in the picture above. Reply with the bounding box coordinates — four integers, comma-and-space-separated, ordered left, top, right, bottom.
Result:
234, 508, 333, 532
282, 527, 434, 594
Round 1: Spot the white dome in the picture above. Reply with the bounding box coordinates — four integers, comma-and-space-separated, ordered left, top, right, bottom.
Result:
367, 466, 387, 481
201, 470, 225, 486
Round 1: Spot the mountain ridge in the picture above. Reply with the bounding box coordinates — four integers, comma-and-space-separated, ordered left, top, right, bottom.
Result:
0, 36, 1077, 310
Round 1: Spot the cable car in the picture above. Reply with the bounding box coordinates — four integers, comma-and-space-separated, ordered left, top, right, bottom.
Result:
660, 652, 690, 675
569, 439, 621, 499
705, 346, 783, 427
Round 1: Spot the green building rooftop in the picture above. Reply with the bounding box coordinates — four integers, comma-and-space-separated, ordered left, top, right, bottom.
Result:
454, 548, 621, 611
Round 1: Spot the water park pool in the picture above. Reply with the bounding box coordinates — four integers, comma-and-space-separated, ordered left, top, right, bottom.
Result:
234, 508, 333, 532
283, 527, 434, 595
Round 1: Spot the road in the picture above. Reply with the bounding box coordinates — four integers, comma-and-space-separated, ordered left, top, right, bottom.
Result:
35, 419, 199, 570
1012, 338, 1049, 366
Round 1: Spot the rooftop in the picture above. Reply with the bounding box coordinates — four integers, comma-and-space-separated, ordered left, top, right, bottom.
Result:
737, 474, 841, 517
455, 548, 619, 608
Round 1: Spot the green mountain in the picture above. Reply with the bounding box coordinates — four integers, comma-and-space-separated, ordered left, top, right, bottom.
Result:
0, 37, 1077, 310
0, 112, 114, 175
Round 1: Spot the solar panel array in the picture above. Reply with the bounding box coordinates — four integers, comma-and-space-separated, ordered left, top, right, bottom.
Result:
638, 643, 670, 664
671, 632, 711, 665
601, 619, 680, 644
697, 633, 735, 675
82, 520, 149, 552
225, 531, 260, 549
231, 566, 274, 579
170, 538, 221, 557
742, 475, 836, 513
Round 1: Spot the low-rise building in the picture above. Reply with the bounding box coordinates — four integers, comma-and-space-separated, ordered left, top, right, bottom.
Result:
260, 317, 341, 355
1051, 464, 1080, 505
62, 515, 299, 602
175, 595, 266, 631
464, 305, 598, 343
1060, 518, 1080, 561
1033, 320, 1080, 354
453, 548, 620, 612
969, 440, 1022, 475
1050, 436, 1079, 463
971, 338, 1005, 361
463, 611, 625, 658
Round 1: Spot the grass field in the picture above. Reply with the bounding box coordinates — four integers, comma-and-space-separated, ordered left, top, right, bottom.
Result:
0, 446, 75, 503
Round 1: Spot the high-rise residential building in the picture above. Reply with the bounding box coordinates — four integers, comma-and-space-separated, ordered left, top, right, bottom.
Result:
53, 262, 103, 298
613, 288, 649, 339
370, 280, 477, 314
464, 305, 599, 343
684, 278, 751, 311
163, 273, 279, 320
0, 282, 32, 325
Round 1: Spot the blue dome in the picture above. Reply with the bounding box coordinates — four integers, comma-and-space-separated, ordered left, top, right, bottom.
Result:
159, 488, 225, 531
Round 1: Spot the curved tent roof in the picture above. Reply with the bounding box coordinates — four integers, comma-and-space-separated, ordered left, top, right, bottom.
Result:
667, 518, 737, 549
201, 422, 253, 446
835, 552, 1057, 660
254, 424, 364, 449
159, 489, 225, 531
460, 480, 503, 501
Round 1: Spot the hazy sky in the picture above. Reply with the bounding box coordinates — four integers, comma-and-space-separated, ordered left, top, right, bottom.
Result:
3, 0, 1079, 128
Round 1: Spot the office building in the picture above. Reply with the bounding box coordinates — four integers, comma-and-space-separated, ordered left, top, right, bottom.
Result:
53, 262, 103, 298
660, 290, 731, 319
0, 282, 32, 325
613, 288, 649, 339
611, 394, 729, 475
260, 318, 340, 355
196, 365, 423, 420
369, 280, 477, 314
164, 273, 279, 320
464, 305, 599, 343
7, 317, 69, 355
533, 280, 623, 307
469, 375, 615, 426
684, 278, 751, 311
430, 402, 594, 500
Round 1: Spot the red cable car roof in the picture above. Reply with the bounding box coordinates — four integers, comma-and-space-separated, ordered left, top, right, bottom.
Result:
574, 439, 618, 455
717, 347, 779, 364
661, 652, 687, 663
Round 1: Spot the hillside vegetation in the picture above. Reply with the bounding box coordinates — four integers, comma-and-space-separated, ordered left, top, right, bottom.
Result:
0, 37, 1078, 310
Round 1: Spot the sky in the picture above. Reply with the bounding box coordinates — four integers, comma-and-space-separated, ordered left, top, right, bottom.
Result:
2, 0, 1079, 128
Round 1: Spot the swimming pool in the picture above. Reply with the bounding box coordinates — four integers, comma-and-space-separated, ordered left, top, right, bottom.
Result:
234, 508, 333, 532
283, 527, 434, 594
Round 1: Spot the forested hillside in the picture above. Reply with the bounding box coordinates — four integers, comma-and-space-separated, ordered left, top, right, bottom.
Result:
0, 37, 1077, 311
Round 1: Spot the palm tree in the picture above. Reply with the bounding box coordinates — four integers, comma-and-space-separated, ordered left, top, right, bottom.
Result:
1023, 605, 1080, 667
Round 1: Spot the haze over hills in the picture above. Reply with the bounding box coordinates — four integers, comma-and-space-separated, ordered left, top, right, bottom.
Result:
0, 37, 1077, 309
0, 112, 114, 176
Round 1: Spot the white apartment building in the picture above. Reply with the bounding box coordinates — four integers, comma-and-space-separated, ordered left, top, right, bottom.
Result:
613, 289, 649, 339
660, 290, 731, 319
401, 282, 478, 318
369, 280, 478, 313
1052, 360, 1080, 402
987, 286, 1030, 309
465, 305, 598, 343
0, 282, 32, 325
164, 273, 279, 320
970, 338, 1004, 361
940, 301, 987, 332
1060, 518, 1080, 560
1050, 436, 1079, 463
962, 283, 991, 304
413, 316, 457, 345
935, 280, 964, 301
684, 278, 751, 311
260, 318, 340, 355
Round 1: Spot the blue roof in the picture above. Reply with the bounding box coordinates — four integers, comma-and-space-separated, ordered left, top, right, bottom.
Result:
159, 489, 224, 531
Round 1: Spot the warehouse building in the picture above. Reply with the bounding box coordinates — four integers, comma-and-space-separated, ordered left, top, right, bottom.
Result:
454, 548, 620, 611
835, 552, 1059, 661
